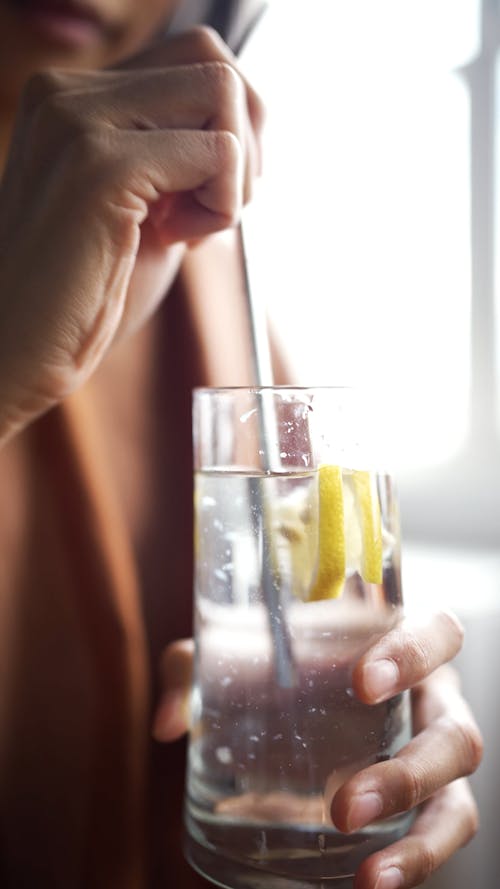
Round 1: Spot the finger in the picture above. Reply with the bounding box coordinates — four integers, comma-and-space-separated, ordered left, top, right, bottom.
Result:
353, 610, 464, 704
124, 27, 265, 135
73, 64, 246, 142
95, 62, 250, 204
353, 779, 479, 889
122, 26, 265, 185
97, 127, 243, 239
152, 638, 194, 742
331, 690, 482, 833
31, 65, 247, 170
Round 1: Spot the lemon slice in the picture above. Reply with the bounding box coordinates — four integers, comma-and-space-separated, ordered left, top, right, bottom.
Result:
352, 470, 383, 584
307, 465, 345, 600
273, 481, 318, 600
274, 465, 383, 602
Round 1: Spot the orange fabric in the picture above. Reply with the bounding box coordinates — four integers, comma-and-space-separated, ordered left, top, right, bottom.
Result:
0, 230, 291, 888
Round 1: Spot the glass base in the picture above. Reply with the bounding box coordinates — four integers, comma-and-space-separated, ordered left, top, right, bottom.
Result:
184, 810, 414, 889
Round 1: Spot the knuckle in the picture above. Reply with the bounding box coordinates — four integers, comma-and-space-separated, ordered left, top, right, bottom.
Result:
22, 69, 66, 111
68, 127, 130, 191
403, 632, 432, 678
204, 60, 242, 102
213, 129, 242, 171
459, 721, 484, 773
441, 715, 484, 774
189, 24, 225, 58
393, 758, 422, 810
419, 843, 437, 880
438, 609, 465, 650
252, 93, 267, 129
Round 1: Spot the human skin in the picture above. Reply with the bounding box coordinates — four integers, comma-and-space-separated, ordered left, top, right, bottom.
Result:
0, 1, 263, 441
156, 614, 483, 889
0, 2, 483, 887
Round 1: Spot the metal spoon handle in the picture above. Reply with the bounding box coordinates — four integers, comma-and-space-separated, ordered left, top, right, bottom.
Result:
238, 224, 295, 687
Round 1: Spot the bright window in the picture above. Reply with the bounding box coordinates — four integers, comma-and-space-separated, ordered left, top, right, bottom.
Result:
243, 0, 481, 471
242, 0, 500, 550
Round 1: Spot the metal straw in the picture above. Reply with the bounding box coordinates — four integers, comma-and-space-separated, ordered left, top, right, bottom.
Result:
238, 223, 295, 688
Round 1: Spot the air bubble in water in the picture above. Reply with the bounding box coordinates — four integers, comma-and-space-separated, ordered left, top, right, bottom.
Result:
215, 746, 233, 765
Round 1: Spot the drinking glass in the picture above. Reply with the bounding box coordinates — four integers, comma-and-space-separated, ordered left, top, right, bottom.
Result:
184, 387, 412, 889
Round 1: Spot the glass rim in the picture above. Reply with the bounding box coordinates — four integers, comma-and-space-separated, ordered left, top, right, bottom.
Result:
193, 385, 356, 396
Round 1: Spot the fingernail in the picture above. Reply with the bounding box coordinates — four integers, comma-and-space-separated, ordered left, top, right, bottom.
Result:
374, 866, 403, 889
346, 791, 383, 831
362, 659, 399, 702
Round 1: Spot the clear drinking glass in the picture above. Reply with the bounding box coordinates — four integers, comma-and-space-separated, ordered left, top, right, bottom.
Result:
184, 387, 412, 889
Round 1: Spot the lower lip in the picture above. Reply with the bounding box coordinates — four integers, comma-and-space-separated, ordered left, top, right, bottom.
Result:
20, 6, 102, 48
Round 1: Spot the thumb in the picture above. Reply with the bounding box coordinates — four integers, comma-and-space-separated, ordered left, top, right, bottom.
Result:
152, 638, 194, 742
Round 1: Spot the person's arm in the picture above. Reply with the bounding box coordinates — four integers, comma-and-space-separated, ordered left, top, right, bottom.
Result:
154, 611, 482, 889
